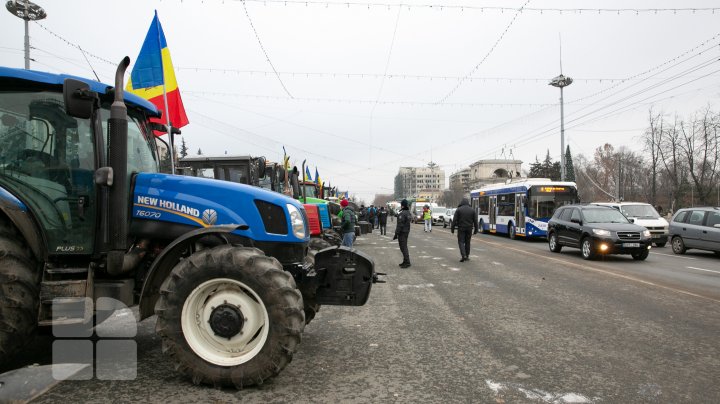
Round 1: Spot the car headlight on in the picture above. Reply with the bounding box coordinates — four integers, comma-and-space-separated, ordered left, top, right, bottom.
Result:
642, 229, 651, 238
286, 204, 307, 239
592, 229, 611, 236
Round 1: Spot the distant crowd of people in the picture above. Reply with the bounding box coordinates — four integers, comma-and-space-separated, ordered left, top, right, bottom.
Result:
338, 199, 477, 267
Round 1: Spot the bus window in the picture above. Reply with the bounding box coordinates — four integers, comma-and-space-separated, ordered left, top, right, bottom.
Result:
497, 193, 514, 216
478, 196, 489, 215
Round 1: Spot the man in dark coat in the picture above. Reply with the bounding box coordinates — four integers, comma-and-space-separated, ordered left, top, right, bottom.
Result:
451, 198, 478, 262
378, 206, 388, 235
393, 199, 413, 268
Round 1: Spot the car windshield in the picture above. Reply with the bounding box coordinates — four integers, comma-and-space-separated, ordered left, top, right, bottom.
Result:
621, 204, 659, 218
583, 208, 630, 224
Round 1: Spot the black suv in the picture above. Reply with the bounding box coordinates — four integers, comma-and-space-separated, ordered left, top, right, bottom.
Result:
547, 204, 653, 260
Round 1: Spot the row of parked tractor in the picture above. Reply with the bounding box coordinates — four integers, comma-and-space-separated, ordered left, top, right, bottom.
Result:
177, 154, 375, 253
0, 59, 380, 396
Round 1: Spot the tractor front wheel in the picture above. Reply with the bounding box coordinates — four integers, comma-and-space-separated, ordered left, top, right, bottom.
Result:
0, 217, 38, 366
155, 245, 305, 388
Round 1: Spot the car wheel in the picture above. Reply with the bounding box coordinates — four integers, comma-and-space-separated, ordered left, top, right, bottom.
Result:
632, 249, 649, 261
581, 237, 595, 260
548, 232, 562, 253
508, 223, 516, 240
654, 242, 667, 248
671, 236, 686, 254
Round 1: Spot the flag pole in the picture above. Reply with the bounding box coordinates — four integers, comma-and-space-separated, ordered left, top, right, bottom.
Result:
156, 11, 175, 174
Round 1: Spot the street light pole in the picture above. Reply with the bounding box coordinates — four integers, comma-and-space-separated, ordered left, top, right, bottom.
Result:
6, 0, 47, 69
549, 74, 573, 181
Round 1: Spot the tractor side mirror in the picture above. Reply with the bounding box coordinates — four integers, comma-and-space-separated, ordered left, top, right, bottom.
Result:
63, 78, 97, 119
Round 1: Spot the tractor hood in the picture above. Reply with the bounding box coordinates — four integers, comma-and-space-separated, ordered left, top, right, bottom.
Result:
132, 173, 309, 243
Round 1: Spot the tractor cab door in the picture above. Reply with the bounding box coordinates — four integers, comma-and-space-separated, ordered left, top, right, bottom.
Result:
0, 91, 98, 255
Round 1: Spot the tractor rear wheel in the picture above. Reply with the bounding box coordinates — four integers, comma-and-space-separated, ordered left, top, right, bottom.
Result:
0, 217, 38, 366
155, 245, 305, 388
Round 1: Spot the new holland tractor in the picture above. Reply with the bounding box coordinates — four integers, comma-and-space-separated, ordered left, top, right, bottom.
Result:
0, 58, 378, 387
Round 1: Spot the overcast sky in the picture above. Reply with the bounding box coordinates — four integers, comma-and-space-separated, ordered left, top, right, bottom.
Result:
2, 0, 719, 204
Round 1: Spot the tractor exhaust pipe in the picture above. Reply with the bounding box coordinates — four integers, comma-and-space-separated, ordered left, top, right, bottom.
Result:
106, 57, 130, 276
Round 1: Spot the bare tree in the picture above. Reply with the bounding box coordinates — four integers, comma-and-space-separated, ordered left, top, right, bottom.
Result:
373, 193, 395, 206
438, 183, 465, 207
679, 106, 720, 205
656, 115, 687, 211
642, 108, 663, 205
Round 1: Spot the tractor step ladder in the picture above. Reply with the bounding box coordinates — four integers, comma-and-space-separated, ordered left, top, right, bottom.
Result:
38, 266, 93, 326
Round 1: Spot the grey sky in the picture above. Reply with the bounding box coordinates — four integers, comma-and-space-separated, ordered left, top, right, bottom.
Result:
2, 0, 719, 203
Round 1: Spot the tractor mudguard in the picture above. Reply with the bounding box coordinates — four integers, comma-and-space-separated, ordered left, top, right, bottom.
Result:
312, 246, 376, 306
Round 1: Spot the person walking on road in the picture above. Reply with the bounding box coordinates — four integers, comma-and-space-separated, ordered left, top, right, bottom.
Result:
340, 199, 356, 248
423, 205, 433, 232
378, 206, 388, 235
393, 199, 412, 268
451, 198, 478, 262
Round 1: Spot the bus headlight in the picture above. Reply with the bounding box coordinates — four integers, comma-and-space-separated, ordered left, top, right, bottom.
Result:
286, 204, 307, 238
592, 229, 611, 236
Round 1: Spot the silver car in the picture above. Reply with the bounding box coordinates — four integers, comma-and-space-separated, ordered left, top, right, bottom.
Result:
669, 207, 720, 256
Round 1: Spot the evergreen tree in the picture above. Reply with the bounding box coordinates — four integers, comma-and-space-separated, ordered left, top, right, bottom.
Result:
528, 156, 543, 178
197, 148, 202, 155
565, 145, 576, 182
180, 138, 189, 158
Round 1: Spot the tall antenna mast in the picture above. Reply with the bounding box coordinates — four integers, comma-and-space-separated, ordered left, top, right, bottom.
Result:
559, 33, 563, 74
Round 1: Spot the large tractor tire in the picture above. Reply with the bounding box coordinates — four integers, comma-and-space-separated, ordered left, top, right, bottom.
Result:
155, 245, 305, 388
0, 217, 38, 366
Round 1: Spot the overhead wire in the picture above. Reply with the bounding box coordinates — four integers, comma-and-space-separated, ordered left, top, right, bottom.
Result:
174, 66, 708, 84
228, 1, 720, 15
241, 0, 295, 99
183, 90, 554, 107
436, 0, 532, 104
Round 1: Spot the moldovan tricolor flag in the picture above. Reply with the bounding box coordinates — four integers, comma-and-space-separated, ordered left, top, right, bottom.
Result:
126, 11, 189, 131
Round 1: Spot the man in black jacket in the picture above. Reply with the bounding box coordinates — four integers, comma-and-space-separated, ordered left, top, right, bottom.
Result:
393, 199, 413, 268
451, 198, 478, 262
378, 206, 388, 235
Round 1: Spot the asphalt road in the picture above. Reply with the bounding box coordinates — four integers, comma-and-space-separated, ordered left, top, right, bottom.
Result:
8, 223, 720, 403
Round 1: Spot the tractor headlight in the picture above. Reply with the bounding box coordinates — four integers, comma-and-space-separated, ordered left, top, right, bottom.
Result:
592, 229, 611, 236
286, 204, 307, 239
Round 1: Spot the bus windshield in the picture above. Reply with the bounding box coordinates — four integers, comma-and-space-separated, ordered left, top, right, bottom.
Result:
528, 185, 579, 219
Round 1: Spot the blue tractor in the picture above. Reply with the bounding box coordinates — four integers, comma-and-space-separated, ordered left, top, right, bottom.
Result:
0, 58, 378, 387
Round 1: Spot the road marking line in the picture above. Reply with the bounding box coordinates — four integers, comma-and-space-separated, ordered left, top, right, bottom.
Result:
474, 238, 720, 304
687, 266, 720, 275
652, 252, 698, 260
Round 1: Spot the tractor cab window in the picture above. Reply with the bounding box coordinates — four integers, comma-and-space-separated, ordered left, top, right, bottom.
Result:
100, 109, 159, 175
0, 91, 97, 254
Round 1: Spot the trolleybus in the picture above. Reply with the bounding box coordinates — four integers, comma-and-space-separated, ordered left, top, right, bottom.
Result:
470, 178, 579, 239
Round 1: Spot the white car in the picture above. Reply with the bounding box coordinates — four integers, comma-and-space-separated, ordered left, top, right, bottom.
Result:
432, 207, 448, 224
591, 202, 669, 247
443, 208, 456, 228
